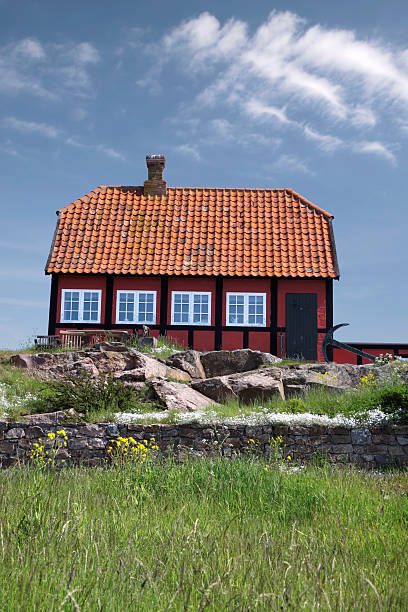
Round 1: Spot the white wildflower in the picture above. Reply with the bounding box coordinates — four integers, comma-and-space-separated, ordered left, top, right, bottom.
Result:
0, 382, 37, 418
114, 406, 391, 427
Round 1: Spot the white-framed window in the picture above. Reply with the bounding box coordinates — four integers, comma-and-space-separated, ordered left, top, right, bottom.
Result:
61, 289, 102, 323
226, 292, 266, 326
115, 291, 157, 323
171, 291, 211, 325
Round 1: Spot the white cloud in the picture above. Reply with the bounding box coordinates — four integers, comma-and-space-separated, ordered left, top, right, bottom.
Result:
148, 10, 408, 162
0, 38, 100, 100
245, 99, 293, 125
164, 12, 247, 58
3, 116, 61, 138
12, 38, 45, 61
210, 117, 281, 149
303, 126, 343, 152
353, 141, 396, 164
350, 106, 377, 128
175, 144, 200, 161
271, 154, 313, 175
69, 42, 100, 64
65, 136, 125, 160
0, 139, 20, 157
1, 116, 124, 160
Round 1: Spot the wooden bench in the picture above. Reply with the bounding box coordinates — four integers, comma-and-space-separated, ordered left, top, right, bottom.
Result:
34, 335, 61, 349
59, 330, 131, 348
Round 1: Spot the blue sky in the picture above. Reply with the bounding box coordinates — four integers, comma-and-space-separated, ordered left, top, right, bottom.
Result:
1, 0, 407, 349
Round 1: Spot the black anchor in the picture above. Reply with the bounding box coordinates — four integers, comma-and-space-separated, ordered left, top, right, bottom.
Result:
322, 323, 376, 363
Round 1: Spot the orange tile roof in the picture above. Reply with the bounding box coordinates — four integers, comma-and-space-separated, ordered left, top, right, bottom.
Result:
45, 186, 339, 278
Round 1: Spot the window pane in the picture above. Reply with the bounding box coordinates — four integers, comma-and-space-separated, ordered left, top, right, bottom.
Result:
83, 292, 99, 322
247, 294, 264, 325
228, 295, 244, 324
118, 293, 135, 322
63, 292, 79, 321
173, 294, 189, 323
192, 294, 209, 324
138, 293, 155, 323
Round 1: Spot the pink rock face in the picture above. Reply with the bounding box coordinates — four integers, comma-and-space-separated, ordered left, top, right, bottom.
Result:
150, 379, 219, 412
193, 370, 284, 403
9, 347, 190, 383
166, 350, 206, 379
20, 411, 71, 425
200, 349, 280, 378
10, 353, 56, 369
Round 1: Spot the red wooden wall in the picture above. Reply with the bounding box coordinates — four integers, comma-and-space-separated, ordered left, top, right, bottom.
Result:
53, 274, 331, 358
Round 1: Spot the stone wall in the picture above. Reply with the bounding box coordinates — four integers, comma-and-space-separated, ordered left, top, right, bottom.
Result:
1, 421, 408, 468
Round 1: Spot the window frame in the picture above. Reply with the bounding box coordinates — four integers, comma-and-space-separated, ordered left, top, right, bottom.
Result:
170, 291, 212, 326
60, 289, 102, 323
226, 292, 267, 327
115, 290, 157, 324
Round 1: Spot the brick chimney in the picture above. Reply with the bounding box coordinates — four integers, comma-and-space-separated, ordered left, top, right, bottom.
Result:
144, 154, 166, 197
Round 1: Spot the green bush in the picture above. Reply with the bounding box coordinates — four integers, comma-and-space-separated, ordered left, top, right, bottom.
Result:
284, 398, 306, 413
27, 372, 145, 420
377, 384, 408, 423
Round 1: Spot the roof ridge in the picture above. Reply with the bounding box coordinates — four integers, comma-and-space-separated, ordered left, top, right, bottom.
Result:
98, 185, 292, 192
57, 185, 107, 213
286, 188, 333, 218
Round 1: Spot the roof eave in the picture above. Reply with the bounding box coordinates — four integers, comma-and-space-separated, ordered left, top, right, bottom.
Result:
328, 217, 340, 279
44, 212, 61, 275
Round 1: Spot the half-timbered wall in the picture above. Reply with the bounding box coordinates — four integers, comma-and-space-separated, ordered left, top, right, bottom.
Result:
50, 273, 332, 358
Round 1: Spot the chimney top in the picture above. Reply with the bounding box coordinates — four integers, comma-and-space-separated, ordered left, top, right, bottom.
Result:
146, 154, 165, 161
144, 154, 166, 197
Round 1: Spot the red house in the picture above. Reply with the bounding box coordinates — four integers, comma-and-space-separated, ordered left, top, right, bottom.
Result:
45, 155, 340, 360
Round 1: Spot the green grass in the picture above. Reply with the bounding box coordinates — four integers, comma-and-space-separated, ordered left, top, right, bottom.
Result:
0, 360, 46, 420
132, 334, 185, 359
0, 460, 407, 610
206, 375, 408, 423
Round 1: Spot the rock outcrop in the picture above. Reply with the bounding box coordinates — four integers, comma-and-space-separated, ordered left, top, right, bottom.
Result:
10, 345, 405, 414
193, 369, 285, 402
149, 379, 219, 412
166, 350, 206, 379
10, 347, 190, 383
200, 349, 281, 378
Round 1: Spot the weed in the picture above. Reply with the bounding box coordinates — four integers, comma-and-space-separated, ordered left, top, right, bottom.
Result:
29, 429, 69, 468
1, 461, 407, 609
26, 372, 144, 421
107, 436, 160, 465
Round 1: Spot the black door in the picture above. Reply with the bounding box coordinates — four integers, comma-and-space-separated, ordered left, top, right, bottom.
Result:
285, 293, 317, 360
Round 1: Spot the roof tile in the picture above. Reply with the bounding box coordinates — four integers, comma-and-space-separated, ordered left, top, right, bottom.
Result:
46, 186, 338, 278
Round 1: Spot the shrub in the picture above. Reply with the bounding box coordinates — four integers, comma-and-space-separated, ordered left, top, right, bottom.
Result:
28, 372, 143, 420
284, 398, 306, 413
377, 384, 408, 423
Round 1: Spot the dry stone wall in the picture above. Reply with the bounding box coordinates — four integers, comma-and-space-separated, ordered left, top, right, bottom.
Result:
1, 421, 408, 468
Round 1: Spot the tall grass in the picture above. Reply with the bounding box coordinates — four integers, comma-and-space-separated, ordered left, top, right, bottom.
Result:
0, 460, 407, 610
